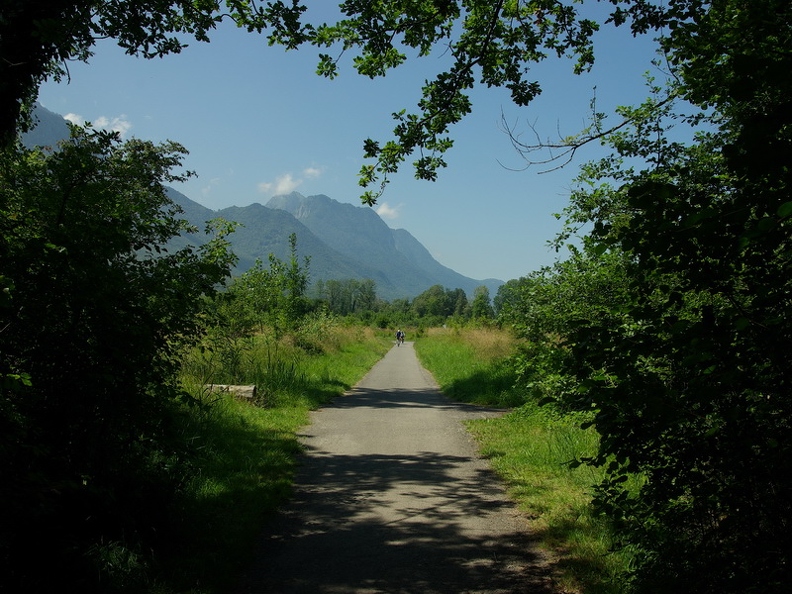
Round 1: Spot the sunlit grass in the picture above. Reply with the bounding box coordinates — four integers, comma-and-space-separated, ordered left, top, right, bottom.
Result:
415, 326, 631, 594
467, 407, 628, 594
416, 326, 525, 407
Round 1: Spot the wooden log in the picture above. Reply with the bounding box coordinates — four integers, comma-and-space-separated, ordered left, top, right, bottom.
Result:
206, 384, 257, 400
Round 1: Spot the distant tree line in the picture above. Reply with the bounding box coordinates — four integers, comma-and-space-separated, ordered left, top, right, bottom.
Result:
309, 280, 495, 328
206, 243, 497, 346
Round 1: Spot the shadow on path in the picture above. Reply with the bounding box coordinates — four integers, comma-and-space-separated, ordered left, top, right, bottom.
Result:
236, 349, 559, 593
325, 386, 507, 414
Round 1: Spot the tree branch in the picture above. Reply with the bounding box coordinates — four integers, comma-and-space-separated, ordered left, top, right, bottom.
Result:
500, 92, 677, 173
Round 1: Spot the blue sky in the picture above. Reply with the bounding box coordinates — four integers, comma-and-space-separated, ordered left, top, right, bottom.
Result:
38, 6, 664, 283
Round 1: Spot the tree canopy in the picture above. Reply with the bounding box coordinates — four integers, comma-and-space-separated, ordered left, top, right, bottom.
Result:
493, 2, 792, 589
0, 1, 734, 200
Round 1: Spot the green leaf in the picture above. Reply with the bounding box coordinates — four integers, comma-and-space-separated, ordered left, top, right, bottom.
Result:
777, 201, 792, 218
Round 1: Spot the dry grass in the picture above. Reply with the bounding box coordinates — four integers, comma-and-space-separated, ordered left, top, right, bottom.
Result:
425, 325, 522, 361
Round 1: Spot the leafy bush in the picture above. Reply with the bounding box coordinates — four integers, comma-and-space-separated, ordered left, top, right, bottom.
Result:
500, 31, 792, 588
0, 129, 234, 592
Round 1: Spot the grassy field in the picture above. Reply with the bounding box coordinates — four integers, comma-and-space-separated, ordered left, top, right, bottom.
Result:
163, 323, 391, 593
414, 326, 631, 594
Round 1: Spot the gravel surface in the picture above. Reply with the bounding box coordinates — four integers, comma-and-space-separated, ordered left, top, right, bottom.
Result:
236, 341, 562, 593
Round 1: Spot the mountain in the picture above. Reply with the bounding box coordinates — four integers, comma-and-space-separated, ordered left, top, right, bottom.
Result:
215, 202, 381, 284
266, 192, 503, 298
171, 190, 502, 299
20, 104, 503, 300
390, 228, 503, 296
20, 103, 70, 149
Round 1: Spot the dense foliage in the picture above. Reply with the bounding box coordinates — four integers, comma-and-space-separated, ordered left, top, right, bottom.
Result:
496, 3, 792, 588
214, 233, 310, 339
0, 129, 235, 591
1, 1, 747, 202
314, 278, 378, 317
1, 1, 602, 194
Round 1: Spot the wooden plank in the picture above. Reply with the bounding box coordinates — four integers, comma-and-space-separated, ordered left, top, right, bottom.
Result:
206, 384, 257, 400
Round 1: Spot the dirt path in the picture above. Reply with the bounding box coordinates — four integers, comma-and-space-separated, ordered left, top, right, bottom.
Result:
236, 341, 560, 593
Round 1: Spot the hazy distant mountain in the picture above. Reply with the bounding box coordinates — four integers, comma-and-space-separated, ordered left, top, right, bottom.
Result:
390, 228, 503, 295
168, 189, 503, 299
215, 202, 382, 284
266, 193, 435, 294
21, 104, 503, 299
267, 192, 503, 298
20, 103, 70, 149
165, 189, 397, 295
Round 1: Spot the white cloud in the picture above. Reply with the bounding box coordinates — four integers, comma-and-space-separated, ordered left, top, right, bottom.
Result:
258, 173, 302, 196
62, 113, 132, 138
93, 115, 132, 138
376, 201, 402, 221
202, 177, 221, 197
258, 166, 324, 196
64, 113, 85, 126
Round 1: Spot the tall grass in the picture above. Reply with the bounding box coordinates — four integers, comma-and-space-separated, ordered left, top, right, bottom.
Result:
416, 326, 525, 407
414, 326, 631, 594
159, 322, 391, 593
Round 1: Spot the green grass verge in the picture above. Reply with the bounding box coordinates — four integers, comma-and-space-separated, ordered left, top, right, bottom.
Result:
414, 327, 631, 594
162, 325, 391, 593
414, 326, 525, 407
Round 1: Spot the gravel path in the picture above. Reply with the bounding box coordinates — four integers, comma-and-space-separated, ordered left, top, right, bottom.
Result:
236, 341, 560, 593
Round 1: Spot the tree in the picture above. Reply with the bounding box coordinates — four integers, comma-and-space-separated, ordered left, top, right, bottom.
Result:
356, 278, 378, 314
496, 244, 632, 407
411, 284, 450, 320
447, 287, 469, 319
1, 1, 654, 199
470, 285, 494, 320
6, 1, 792, 589
315, 0, 601, 203
317, 278, 372, 316
220, 232, 310, 339
524, 2, 792, 586
480, 2, 792, 589
493, 278, 522, 318
6, 1, 765, 203
281, 233, 311, 329
0, 128, 236, 590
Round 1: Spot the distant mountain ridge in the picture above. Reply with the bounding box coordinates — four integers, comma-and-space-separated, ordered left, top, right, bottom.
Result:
170, 189, 502, 299
22, 104, 503, 300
